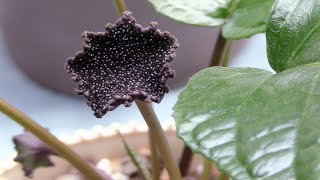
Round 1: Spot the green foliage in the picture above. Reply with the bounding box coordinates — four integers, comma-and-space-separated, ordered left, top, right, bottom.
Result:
174, 0, 320, 179
222, 0, 276, 39
267, 0, 320, 72
174, 64, 320, 179
147, 0, 232, 27
3, 0, 320, 179
147, 0, 276, 39
118, 132, 152, 180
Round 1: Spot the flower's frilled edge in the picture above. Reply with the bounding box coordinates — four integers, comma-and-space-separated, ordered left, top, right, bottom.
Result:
65, 11, 179, 118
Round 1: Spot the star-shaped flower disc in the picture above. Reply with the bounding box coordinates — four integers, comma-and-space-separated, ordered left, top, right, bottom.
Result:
65, 11, 179, 118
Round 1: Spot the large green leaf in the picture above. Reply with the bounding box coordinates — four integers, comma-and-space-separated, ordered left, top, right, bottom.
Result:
267, 0, 320, 72
174, 64, 320, 179
147, 0, 275, 39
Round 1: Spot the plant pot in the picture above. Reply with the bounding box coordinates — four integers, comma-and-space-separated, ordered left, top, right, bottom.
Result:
0, 0, 244, 94
0, 123, 204, 179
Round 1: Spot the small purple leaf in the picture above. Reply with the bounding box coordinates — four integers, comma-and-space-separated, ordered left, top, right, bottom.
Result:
13, 131, 58, 177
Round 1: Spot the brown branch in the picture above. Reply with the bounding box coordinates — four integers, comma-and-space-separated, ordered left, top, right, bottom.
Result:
209, 31, 228, 67
178, 146, 193, 176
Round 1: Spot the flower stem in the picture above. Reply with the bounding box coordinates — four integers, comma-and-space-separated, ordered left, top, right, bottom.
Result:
178, 146, 193, 176
209, 30, 230, 67
0, 98, 103, 180
113, 1, 181, 179
136, 101, 182, 180
149, 131, 161, 180
222, 40, 233, 67
200, 159, 212, 180
114, 0, 127, 14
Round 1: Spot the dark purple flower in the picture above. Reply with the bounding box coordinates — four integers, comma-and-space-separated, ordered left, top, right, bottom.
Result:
65, 11, 179, 118
13, 131, 58, 177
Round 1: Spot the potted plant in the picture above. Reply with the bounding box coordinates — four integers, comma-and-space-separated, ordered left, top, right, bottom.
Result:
1, 0, 320, 179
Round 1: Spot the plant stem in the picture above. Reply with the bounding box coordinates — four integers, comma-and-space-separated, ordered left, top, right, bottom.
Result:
149, 131, 161, 180
113, 1, 181, 179
209, 31, 230, 67
114, 0, 127, 14
136, 101, 182, 180
118, 131, 152, 180
222, 40, 233, 67
178, 146, 193, 176
200, 159, 212, 180
0, 98, 103, 180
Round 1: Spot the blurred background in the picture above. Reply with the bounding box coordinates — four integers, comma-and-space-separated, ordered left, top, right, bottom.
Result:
0, 0, 273, 165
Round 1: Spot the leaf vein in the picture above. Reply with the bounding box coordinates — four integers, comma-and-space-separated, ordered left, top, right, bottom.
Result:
235, 75, 272, 178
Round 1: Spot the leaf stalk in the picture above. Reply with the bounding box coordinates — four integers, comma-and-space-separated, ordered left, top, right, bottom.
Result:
136, 101, 182, 180
149, 131, 161, 180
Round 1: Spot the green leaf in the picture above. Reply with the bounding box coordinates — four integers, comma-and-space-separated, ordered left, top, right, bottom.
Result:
147, 0, 232, 27
222, 0, 276, 39
267, 0, 320, 72
118, 132, 152, 180
147, 0, 275, 39
174, 64, 320, 179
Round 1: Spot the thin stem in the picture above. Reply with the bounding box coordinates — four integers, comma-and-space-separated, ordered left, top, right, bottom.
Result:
149, 131, 161, 180
178, 146, 193, 176
0, 98, 103, 180
209, 31, 229, 67
200, 159, 212, 180
114, 0, 127, 14
118, 131, 152, 180
136, 101, 182, 180
222, 41, 233, 67
113, 1, 181, 179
